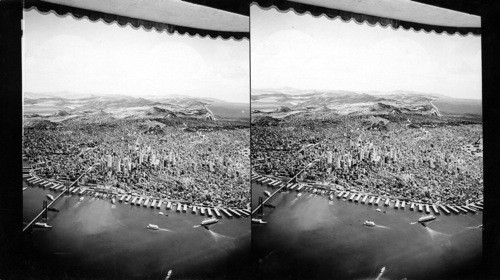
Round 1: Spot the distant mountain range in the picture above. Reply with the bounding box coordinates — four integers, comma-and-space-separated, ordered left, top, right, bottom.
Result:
23, 91, 249, 122
252, 88, 481, 119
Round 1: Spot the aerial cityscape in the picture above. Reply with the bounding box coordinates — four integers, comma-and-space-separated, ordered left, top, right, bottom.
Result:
250, 4, 482, 280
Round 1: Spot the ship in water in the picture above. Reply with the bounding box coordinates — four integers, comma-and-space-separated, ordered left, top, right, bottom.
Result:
418, 215, 436, 226
34, 222, 52, 228
364, 220, 376, 227
165, 269, 172, 280
252, 218, 268, 224
201, 217, 219, 226
147, 224, 159, 230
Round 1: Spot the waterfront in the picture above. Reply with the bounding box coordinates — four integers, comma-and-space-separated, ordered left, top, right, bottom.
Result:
251, 182, 482, 280
22, 180, 251, 280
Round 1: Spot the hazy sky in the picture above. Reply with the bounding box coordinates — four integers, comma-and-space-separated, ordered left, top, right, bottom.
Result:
251, 5, 482, 100
23, 9, 249, 103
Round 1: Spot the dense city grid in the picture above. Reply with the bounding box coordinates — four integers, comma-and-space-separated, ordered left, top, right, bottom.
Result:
251, 115, 482, 205
23, 118, 250, 209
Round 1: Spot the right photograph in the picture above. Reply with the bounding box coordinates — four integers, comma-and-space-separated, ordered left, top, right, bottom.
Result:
250, 2, 482, 280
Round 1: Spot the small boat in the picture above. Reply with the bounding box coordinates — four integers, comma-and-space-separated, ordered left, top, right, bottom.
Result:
418, 215, 436, 223
111, 197, 116, 204
34, 222, 52, 228
252, 218, 268, 224
364, 220, 376, 227
376, 208, 381, 212
201, 218, 219, 226
47, 207, 59, 212
165, 269, 172, 280
297, 192, 302, 197
23, 187, 27, 191
159, 212, 164, 215
46, 194, 54, 201
147, 224, 159, 230
329, 194, 334, 200
264, 191, 271, 197
79, 197, 84, 202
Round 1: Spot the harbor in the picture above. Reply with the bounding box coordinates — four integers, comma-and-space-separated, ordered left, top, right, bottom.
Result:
251, 174, 482, 218
22, 176, 251, 280
251, 180, 482, 280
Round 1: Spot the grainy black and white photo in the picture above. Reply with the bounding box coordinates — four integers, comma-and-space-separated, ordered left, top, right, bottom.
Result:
21, 2, 250, 279
250, 3, 482, 280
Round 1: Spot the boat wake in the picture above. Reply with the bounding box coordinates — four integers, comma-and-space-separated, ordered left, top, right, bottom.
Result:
425, 227, 450, 239
374, 224, 391, 229
157, 227, 174, 232
207, 229, 235, 242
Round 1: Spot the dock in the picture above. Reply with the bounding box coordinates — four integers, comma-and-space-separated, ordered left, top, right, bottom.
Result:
425, 204, 430, 214
131, 197, 138, 205
368, 196, 375, 205
214, 208, 222, 218
337, 191, 344, 198
119, 195, 125, 202
229, 208, 241, 217
349, 193, 356, 201
192, 206, 197, 214
151, 200, 156, 208
418, 204, 423, 212
400, 201, 406, 209
183, 204, 187, 212
221, 208, 233, 218
431, 205, 439, 214
207, 208, 213, 217
447, 205, 460, 214
395, 200, 400, 209
143, 198, 149, 207
438, 205, 451, 215
384, 198, 390, 207
240, 209, 251, 216
125, 195, 131, 202
296, 185, 304, 191
455, 206, 468, 214
157, 200, 162, 209
361, 195, 368, 204
176, 203, 181, 212
375, 197, 381, 206
410, 203, 415, 211
166, 201, 172, 210
137, 197, 143, 206
200, 207, 205, 215
461, 205, 476, 214
355, 193, 362, 203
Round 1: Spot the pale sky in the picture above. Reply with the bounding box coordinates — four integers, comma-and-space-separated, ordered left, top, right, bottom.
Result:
23, 9, 249, 103
251, 5, 482, 100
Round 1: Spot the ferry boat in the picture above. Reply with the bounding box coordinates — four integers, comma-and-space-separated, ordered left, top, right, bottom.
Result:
264, 191, 271, 197
251, 218, 268, 224
418, 215, 436, 223
46, 194, 54, 201
34, 222, 52, 228
364, 220, 376, 227
201, 217, 219, 226
165, 269, 172, 280
147, 224, 159, 230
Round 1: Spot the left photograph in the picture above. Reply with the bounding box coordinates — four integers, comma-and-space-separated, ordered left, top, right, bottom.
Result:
21, 2, 251, 279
